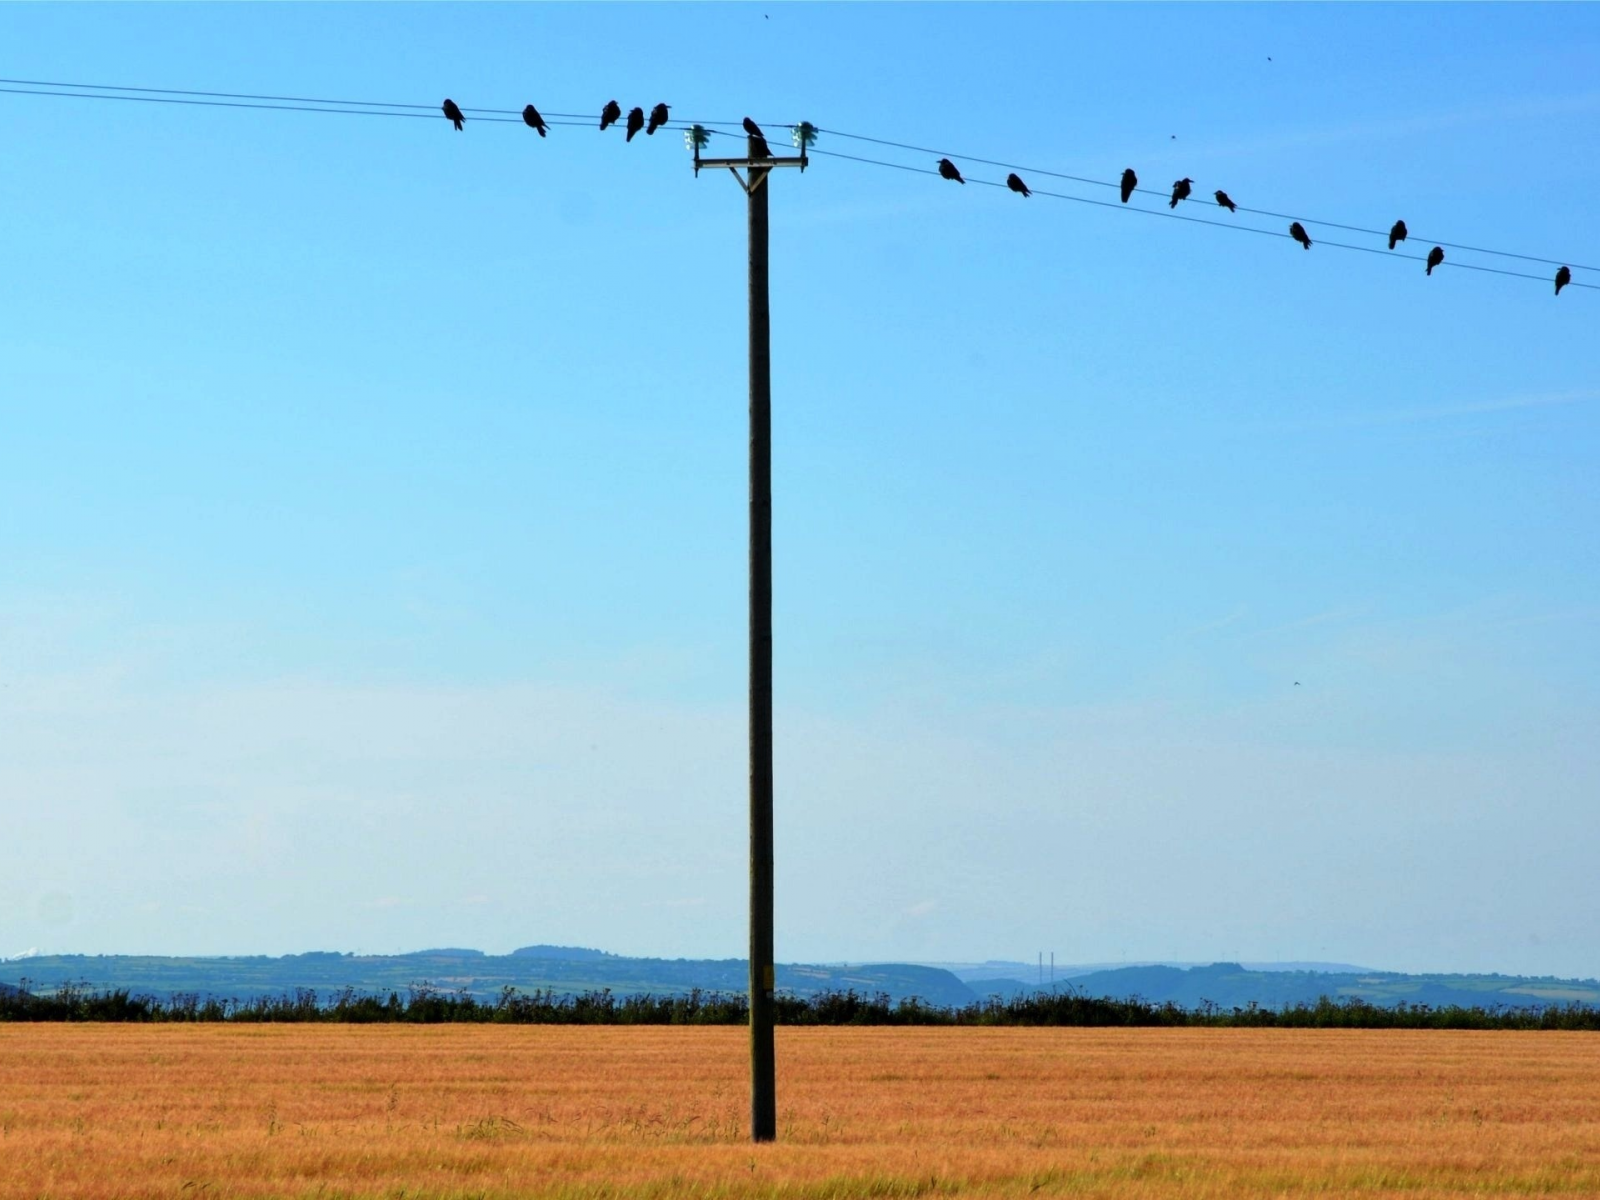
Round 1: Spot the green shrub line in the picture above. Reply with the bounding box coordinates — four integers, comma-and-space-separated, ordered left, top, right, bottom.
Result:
3, 979, 1598, 1029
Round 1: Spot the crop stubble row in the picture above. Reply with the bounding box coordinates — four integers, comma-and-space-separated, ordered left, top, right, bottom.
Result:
1, 1025, 1597, 1198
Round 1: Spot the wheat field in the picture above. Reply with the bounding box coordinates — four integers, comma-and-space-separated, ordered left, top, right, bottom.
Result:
2, 1024, 1597, 1198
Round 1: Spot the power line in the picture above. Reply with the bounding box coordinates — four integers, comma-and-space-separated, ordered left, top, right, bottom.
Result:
815, 127, 1599, 276
0, 85, 784, 139
0, 86, 508, 122
808, 149, 1598, 290
3, 76, 1590, 290
0, 76, 777, 131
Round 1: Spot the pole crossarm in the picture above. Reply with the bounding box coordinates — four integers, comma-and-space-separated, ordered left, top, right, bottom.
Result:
692, 149, 808, 181
694, 154, 807, 169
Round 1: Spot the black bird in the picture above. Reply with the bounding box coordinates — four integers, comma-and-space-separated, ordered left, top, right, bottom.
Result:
1169, 177, 1192, 208
1290, 221, 1312, 249
742, 116, 770, 148
1426, 246, 1444, 275
600, 100, 622, 130
1556, 266, 1572, 296
1388, 219, 1408, 250
442, 99, 465, 131
937, 158, 965, 184
1120, 168, 1137, 203
1006, 172, 1031, 197
647, 103, 670, 135
625, 106, 645, 141
1215, 189, 1237, 212
522, 105, 547, 136
742, 117, 771, 157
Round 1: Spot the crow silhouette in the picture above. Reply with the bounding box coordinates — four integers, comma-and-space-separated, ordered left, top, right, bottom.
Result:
1389, 219, 1408, 250
522, 105, 547, 136
1214, 189, 1236, 212
1169, 177, 1192, 208
442, 99, 465, 131
1426, 246, 1444, 275
1290, 221, 1312, 249
647, 103, 670, 135
741, 117, 771, 157
1120, 168, 1137, 203
1556, 266, 1572, 296
1006, 173, 1030, 197
625, 107, 645, 141
938, 158, 965, 184
600, 100, 622, 131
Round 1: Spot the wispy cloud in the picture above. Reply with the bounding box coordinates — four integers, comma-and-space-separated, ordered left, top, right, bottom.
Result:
1247, 606, 1364, 639
1189, 607, 1248, 636
1273, 389, 1600, 434
1353, 389, 1600, 427
1494, 605, 1600, 630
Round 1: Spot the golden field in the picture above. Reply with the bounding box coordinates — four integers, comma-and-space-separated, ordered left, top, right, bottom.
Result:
2, 1025, 1598, 1198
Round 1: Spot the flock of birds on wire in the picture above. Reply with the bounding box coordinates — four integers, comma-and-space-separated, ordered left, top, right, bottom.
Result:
949, 159, 1569, 293
438, 94, 1577, 298
441, 95, 776, 153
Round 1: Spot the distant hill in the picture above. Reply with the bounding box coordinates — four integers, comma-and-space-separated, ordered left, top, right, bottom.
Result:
403, 947, 484, 958
4, 952, 1593, 1014
511, 945, 614, 961
965, 962, 1600, 1010
942, 959, 1373, 984
0, 950, 976, 1009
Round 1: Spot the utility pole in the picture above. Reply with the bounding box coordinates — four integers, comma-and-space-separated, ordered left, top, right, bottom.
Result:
690, 123, 809, 1144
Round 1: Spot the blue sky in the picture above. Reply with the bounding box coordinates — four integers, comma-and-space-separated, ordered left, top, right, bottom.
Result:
2, 3, 1597, 976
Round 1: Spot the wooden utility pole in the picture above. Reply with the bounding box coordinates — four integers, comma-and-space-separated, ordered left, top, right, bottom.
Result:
746, 148, 776, 1145
691, 126, 807, 1144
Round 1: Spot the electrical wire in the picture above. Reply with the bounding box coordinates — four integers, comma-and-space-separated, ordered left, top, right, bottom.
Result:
2, 76, 1590, 289
816, 126, 1598, 275
0, 76, 777, 130
808, 149, 1598, 290
0, 85, 759, 135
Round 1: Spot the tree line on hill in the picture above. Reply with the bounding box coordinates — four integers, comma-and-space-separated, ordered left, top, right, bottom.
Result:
4, 980, 1599, 1030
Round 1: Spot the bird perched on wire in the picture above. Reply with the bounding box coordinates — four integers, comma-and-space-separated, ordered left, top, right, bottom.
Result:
1388, 219, 1408, 250
1290, 221, 1312, 249
522, 105, 547, 136
600, 100, 622, 131
1169, 178, 1192, 208
442, 99, 465, 131
1426, 246, 1444, 275
938, 158, 965, 184
1007, 173, 1031, 197
1214, 190, 1237, 212
1120, 168, 1137, 203
1555, 266, 1572, 296
625, 106, 645, 141
646, 103, 670, 135
742, 117, 771, 158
